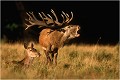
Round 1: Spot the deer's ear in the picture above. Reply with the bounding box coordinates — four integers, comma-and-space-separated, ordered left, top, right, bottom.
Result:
24, 43, 28, 49
64, 26, 71, 30
31, 43, 34, 48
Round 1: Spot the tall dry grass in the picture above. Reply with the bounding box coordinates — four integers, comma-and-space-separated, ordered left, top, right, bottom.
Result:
0, 42, 119, 79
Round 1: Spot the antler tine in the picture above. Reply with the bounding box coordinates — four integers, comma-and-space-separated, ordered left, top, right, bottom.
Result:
26, 12, 33, 21
29, 12, 37, 21
26, 12, 36, 23
51, 9, 58, 22
62, 11, 70, 23
41, 12, 48, 18
66, 13, 69, 18
25, 11, 48, 30
66, 12, 73, 23
62, 11, 67, 18
25, 18, 38, 30
25, 12, 36, 30
41, 12, 55, 25
38, 12, 44, 21
25, 23, 33, 30
61, 14, 65, 23
47, 14, 53, 20
40, 10, 62, 27
38, 12, 48, 25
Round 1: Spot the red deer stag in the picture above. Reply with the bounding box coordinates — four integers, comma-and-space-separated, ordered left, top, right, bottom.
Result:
25, 9, 80, 65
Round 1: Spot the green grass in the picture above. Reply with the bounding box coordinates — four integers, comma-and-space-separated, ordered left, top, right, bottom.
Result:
1, 42, 119, 79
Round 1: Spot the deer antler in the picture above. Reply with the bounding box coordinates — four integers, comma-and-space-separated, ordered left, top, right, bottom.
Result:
61, 11, 73, 24
25, 9, 73, 30
25, 12, 48, 30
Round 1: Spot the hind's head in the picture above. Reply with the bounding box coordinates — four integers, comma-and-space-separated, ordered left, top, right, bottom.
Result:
24, 42, 41, 58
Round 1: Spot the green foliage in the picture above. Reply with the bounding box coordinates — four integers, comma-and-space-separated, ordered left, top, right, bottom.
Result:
69, 51, 78, 59
96, 50, 112, 62
6, 23, 18, 31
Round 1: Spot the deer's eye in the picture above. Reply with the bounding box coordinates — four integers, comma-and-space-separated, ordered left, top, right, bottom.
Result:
29, 49, 32, 51
68, 26, 71, 28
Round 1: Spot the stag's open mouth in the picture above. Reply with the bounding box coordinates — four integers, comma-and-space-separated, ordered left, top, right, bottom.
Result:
76, 33, 80, 37
75, 32, 80, 37
76, 26, 80, 37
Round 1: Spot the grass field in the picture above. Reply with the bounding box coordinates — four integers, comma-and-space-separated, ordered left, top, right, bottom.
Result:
1, 42, 119, 79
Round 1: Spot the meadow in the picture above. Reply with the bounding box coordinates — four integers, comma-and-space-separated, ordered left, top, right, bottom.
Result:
1, 42, 119, 79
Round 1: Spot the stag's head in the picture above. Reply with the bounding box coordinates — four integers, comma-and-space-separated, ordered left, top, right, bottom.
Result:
24, 42, 41, 57
63, 25, 80, 39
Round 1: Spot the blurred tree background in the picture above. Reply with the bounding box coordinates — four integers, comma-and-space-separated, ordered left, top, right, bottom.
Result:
1, 1, 119, 44
2, 1, 40, 43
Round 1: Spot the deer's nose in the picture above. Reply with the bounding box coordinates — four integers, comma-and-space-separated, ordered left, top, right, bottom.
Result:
38, 52, 41, 57
37, 53, 41, 57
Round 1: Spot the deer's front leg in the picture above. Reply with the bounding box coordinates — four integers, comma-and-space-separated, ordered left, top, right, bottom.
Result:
54, 52, 58, 65
51, 53, 54, 64
44, 50, 51, 65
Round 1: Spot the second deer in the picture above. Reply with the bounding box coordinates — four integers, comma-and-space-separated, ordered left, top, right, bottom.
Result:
12, 42, 41, 68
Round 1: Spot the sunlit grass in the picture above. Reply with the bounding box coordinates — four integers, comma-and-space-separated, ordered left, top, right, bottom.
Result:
1, 42, 119, 79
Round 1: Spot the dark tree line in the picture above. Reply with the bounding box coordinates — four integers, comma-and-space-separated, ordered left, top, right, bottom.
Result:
2, 2, 40, 43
